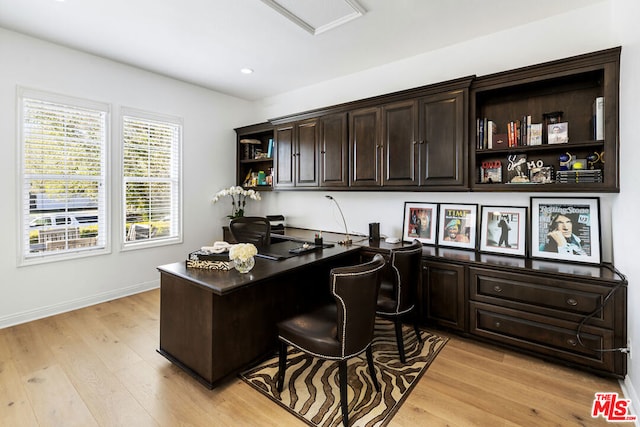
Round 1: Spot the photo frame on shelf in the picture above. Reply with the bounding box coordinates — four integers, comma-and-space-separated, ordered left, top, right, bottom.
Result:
437, 203, 477, 250
479, 205, 527, 257
530, 197, 601, 264
402, 202, 438, 245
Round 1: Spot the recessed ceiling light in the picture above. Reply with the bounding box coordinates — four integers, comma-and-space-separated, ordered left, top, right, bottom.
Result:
240, 68, 254, 75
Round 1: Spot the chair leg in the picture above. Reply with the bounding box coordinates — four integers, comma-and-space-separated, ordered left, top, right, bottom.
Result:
394, 317, 406, 363
339, 360, 349, 427
277, 341, 287, 392
366, 346, 380, 392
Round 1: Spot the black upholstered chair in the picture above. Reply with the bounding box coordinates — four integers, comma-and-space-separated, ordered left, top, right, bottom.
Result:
229, 216, 271, 248
376, 239, 423, 363
276, 254, 386, 427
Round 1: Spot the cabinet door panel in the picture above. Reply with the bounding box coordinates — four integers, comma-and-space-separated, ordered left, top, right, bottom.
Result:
419, 90, 466, 187
296, 119, 319, 187
382, 100, 418, 186
349, 107, 381, 187
422, 261, 465, 331
320, 113, 348, 187
274, 125, 294, 187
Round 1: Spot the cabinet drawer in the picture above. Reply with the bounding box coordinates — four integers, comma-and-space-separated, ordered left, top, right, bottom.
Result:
470, 302, 616, 374
469, 267, 613, 328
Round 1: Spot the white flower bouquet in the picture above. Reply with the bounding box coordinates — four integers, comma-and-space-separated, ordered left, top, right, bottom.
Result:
212, 186, 261, 219
228, 243, 258, 262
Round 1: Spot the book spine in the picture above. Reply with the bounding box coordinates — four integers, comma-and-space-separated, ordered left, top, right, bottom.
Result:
487, 120, 494, 150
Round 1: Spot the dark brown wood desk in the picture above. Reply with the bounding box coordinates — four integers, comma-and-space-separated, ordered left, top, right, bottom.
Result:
157, 242, 361, 388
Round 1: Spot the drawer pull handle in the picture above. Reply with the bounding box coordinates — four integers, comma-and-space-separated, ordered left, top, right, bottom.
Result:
494, 321, 501, 328
566, 298, 578, 306
493, 285, 503, 293
567, 338, 577, 346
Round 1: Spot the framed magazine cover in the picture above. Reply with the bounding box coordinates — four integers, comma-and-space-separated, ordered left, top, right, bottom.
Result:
437, 203, 477, 250
479, 205, 527, 257
402, 202, 437, 245
530, 197, 601, 264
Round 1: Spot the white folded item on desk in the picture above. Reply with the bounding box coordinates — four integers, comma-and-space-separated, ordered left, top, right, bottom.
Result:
201, 241, 232, 254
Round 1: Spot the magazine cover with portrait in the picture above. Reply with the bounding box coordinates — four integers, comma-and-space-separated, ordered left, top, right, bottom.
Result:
479, 206, 527, 257
402, 202, 437, 245
530, 197, 601, 264
437, 203, 477, 250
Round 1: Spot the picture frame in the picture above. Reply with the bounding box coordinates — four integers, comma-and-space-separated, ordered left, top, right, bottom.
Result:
437, 203, 477, 250
530, 197, 601, 264
479, 206, 527, 256
547, 122, 569, 144
402, 202, 438, 245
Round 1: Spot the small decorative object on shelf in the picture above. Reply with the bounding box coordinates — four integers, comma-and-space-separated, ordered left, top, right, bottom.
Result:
212, 186, 261, 219
506, 154, 530, 183
587, 151, 604, 169
559, 152, 573, 171
480, 160, 502, 183
229, 243, 257, 273
240, 138, 262, 160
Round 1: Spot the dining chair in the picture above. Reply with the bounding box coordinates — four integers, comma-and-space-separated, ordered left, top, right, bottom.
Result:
276, 254, 386, 427
376, 239, 423, 363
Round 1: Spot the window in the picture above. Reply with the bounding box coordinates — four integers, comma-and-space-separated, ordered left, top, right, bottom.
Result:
122, 110, 182, 247
19, 88, 108, 264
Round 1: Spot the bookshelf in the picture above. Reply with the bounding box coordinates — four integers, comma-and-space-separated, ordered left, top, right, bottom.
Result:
470, 47, 620, 192
235, 122, 275, 190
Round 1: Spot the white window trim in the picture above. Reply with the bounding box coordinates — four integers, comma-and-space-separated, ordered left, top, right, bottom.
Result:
119, 107, 183, 251
17, 87, 112, 266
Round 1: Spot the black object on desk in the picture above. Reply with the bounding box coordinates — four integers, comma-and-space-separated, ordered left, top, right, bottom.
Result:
256, 240, 331, 260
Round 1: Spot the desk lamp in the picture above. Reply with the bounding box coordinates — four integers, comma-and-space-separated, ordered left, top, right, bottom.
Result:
325, 195, 352, 245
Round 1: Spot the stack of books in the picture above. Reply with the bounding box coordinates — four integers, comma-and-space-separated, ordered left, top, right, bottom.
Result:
556, 169, 603, 184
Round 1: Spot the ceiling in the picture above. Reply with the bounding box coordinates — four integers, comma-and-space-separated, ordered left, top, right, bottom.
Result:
0, 0, 604, 101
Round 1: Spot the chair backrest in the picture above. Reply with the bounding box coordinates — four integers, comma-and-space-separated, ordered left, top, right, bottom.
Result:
389, 239, 423, 314
330, 254, 386, 358
229, 216, 271, 248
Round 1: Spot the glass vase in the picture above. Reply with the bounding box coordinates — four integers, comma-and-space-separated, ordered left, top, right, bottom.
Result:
233, 256, 255, 273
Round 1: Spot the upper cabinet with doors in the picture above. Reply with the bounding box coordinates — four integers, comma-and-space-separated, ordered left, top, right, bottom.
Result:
273, 118, 320, 188
349, 100, 419, 188
319, 112, 349, 188
349, 77, 472, 190
236, 48, 620, 194
418, 87, 468, 188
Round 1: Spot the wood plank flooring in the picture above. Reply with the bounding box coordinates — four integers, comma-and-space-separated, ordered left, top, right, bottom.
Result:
0, 289, 632, 426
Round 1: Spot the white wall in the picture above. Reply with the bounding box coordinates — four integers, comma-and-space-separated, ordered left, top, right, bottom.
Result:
249, 0, 640, 405
0, 28, 255, 326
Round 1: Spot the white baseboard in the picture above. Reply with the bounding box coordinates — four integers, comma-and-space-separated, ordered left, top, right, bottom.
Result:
0, 279, 160, 329
620, 376, 640, 425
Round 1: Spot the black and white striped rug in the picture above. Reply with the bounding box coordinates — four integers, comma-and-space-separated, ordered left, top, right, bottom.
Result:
239, 319, 448, 427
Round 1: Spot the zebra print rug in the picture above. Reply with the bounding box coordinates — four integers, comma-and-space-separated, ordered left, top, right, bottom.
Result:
239, 319, 448, 427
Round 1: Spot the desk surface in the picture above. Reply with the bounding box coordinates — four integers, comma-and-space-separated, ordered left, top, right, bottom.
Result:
158, 242, 360, 295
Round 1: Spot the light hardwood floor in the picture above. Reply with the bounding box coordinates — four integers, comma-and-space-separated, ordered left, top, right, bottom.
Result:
0, 289, 632, 426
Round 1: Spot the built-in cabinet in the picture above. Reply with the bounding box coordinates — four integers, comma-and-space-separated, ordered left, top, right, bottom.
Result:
471, 47, 620, 192
356, 241, 627, 378
273, 118, 320, 188
421, 260, 465, 331
236, 48, 620, 193
421, 253, 627, 378
235, 122, 274, 190
319, 113, 349, 187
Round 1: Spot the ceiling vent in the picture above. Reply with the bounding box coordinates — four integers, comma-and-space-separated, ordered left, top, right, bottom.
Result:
259, 0, 366, 35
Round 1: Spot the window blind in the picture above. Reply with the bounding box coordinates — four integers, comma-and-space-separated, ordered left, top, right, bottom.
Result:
21, 93, 107, 261
122, 113, 181, 245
